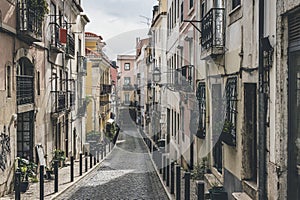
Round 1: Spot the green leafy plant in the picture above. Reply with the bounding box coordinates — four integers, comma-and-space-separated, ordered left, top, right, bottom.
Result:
27, 0, 49, 22
48, 149, 66, 170
16, 157, 37, 182
191, 157, 208, 180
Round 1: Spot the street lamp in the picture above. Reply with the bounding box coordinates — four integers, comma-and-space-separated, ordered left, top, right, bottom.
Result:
153, 67, 161, 83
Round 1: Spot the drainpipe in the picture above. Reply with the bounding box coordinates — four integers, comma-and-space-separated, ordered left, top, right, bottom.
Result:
258, 0, 267, 199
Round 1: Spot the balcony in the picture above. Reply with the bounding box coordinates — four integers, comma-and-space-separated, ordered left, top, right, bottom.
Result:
77, 55, 87, 76
51, 91, 67, 114
17, 1, 43, 43
200, 8, 225, 60
17, 75, 34, 105
66, 34, 75, 58
123, 84, 135, 91
174, 66, 193, 92
69, 92, 75, 107
100, 84, 112, 95
49, 21, 63, 52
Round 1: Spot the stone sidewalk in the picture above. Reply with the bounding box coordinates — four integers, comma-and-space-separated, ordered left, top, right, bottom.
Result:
0, 144, 112, 200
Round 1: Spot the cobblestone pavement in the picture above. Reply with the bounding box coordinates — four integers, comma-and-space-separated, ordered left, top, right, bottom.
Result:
0, 145, 109, 200
55, 109, 169, 200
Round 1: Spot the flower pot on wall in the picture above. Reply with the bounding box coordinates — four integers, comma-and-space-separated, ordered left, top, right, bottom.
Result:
220, 131, 236, 146
209, 186, 228, 200
196, 128, 206, 139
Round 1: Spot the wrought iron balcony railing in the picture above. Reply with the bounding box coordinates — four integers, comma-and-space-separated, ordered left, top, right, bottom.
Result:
51, 91, 67, 113
201, 8, 225, 59
69, 92, 75, 107
66, 34, 75, 57
17, 0, 43, 43
100, 84, 112, 95
123, 84, 135, 91
17, 75, 34, 105
49, 21, 63, 51
174, 66, 193, 92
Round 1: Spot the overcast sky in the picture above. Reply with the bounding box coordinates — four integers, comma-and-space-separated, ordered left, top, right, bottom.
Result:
82, 0, 157, 60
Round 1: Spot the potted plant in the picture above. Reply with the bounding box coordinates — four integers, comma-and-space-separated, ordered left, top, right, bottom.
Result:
51, 149, 66, 168
191, 157, 208, 180
196, 126, 206, 139
16, 157, 37, 192
220, 120, 236, 146
209, 183, 228, 200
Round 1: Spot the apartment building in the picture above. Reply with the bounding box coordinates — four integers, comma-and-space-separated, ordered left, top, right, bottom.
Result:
85, 32, 112, 141
148, 0, 300, 199
0, 0, 88, 196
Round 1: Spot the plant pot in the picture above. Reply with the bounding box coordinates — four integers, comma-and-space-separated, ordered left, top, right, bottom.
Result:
209, 187, 227, 200
19, 181, 29, 193
196, 128, 206, 139
45, 170, 52, 180
220, 131, 236, 146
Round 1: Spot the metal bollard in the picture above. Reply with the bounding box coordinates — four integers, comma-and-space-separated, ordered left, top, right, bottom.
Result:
159, 152, 163, 174
54, 160, 58, 193
184, 172, 191, 200
101, 148, 104, 159
162, 155, 166, 181
15, 170, 21, 200
85, 152, 88, 172
96, 151, 99, 163
166, 158, 170, 187
104, 145, 107, 157
40, 165, 44, 200
196, 181, 205, 200
170, 162, 175, 194
79, 153, 83, 176
109, 142, 111, 152
175, 165, 181, 200
70, 156, 74, 182
94, 155, 96, 165
90, 153, 92, 169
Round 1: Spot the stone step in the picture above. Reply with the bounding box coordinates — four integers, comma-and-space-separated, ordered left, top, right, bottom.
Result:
232, 192, 253, 200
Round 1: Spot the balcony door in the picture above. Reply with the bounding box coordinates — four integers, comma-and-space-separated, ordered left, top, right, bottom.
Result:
17, 57, 34, 105
17, 111, 34, 161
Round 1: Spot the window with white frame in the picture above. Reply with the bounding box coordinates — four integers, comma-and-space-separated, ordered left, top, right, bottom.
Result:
124, 63, 130, 71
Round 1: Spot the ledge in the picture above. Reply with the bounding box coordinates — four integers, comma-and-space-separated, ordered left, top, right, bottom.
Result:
232, 192, 252, 200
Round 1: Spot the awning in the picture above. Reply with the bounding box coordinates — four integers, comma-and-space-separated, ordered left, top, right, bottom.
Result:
107, 118, 114, 124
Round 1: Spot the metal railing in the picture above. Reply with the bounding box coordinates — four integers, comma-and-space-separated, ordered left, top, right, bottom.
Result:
201, 8, 225, 54
49, 22, 62, 50
17, 75, 34, 105
66, 34, 75, 56
17, 1, 43, 39
51, 91, 67, 113
100, 84, 112, 95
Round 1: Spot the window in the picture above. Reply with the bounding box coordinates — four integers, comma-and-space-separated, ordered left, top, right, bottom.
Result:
180, 2, 184, 22
124, 77, 131, 85
7, 66, 11, 97
190, 0, 194, 9
124, 63, 130, 71
223, 77, 238, 146
196, 83, 206, 138
201, 1, 206, 20
232, 0, 241, 10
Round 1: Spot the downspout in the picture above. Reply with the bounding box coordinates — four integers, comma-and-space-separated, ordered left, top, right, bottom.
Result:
258, 0, 267, 199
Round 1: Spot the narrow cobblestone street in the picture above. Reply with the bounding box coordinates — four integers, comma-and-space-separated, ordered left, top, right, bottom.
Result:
55, 108, 169, 200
